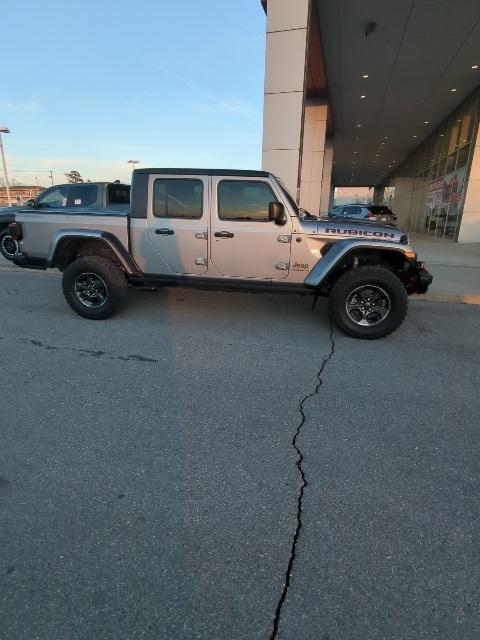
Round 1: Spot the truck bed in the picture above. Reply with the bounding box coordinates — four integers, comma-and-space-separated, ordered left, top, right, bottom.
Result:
16, 210, 129, 259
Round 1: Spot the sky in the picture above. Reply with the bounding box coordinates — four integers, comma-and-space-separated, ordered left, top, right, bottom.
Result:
0, 0, 267, 186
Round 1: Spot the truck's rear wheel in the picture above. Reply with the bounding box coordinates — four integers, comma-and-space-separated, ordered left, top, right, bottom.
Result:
62, 256, 128, 319
0, 229, 19, 261
329, 265, 408, 339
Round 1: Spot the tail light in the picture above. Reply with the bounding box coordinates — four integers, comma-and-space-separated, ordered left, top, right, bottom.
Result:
8, 222, 23, 241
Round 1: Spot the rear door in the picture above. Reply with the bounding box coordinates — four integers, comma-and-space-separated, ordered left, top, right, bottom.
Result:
145, 174, 209, 275
209, 176, 292, 280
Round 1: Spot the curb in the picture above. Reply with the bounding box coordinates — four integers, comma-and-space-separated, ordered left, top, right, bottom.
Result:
411, 293, 480, 305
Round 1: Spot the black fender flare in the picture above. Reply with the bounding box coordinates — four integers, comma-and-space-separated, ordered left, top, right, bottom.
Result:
304, 239, 417, 288
47, 230, 139, 274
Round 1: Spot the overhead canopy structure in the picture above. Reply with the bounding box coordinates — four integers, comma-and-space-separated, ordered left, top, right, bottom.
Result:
315, 0, 480, 186
261, 0, 480, 241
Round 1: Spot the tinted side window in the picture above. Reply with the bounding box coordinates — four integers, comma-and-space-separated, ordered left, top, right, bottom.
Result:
347, 206, 361, 216
153, 179, 203, 219
37, 186, 70, 208
108, 184, 130, 204
218, 181, 277, 221
67, 185, 98, 207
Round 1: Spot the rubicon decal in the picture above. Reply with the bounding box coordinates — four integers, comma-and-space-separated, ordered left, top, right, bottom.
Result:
325, 228, 396, 239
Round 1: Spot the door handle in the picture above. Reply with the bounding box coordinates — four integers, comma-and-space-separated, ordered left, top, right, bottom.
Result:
155, 228, 174, 235
214, 231, 234, 238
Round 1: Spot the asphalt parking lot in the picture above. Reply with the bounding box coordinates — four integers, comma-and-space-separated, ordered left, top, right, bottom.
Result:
1, 268, 479, 640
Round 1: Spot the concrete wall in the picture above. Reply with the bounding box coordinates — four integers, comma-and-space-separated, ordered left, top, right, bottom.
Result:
261, 0, 310, 199
261, 0, 333, 215
458, 123, 480, 242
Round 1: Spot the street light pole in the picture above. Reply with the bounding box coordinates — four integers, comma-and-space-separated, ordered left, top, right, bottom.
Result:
0, 127, 12, 207
127, 159, 140, 174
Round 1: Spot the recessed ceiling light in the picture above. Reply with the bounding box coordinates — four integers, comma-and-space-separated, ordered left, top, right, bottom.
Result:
362, 74, 369, 79
451, 88, 457, 92
472, 65, 478, 69
357, 124, 362, 127
413, 135, 417, 138
353, 151, 358, 154
384, 136, 389, 140
457, 119, 462, 122
440, 134, 444, 137
375, 154, 379, 157
424, 121, 429, 124
361, 95, 366, 99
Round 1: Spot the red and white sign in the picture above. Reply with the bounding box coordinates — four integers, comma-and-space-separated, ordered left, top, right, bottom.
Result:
426, 166, 466, 206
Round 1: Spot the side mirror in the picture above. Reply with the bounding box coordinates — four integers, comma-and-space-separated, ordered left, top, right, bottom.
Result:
268, 201, 286, 225
26, 199, 36, 208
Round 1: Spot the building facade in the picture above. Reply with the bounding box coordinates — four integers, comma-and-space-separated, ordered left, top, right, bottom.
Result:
260, 0, 480, 242
0, 185, 44, 207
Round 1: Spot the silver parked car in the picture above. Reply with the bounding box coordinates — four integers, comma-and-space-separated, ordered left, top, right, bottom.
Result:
330, 204, 397, 226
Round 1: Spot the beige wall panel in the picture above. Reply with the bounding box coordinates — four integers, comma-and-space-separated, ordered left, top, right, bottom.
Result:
264, 29, 308, 94
262, 92, 304, 151
266, 0, 310, 33
458, 133, 480, 241
262, 149, 301, 197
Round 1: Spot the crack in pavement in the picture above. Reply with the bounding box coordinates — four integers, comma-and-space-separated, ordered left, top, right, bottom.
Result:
268, 318, 335, 640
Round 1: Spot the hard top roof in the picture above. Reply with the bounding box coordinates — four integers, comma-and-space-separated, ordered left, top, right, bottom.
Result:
133, 168, 271, 177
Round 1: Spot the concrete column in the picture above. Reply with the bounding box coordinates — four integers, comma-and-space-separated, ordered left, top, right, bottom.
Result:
320, 137, 334, 214
328, 184, 336, 212
261, 0, 310, 199
458, 122, 480, 242
299, 98, 328, 213
373, 186, 385, 205
391, 177, 415, 229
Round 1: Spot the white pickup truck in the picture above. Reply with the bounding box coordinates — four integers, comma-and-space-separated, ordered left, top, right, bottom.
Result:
10, 168, 432, 339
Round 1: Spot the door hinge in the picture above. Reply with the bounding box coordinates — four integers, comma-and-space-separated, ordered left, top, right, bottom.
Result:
195, 231, 208, 240
277, 234, 291, 243
275, 261, 289, 270
195, 257, 207, 266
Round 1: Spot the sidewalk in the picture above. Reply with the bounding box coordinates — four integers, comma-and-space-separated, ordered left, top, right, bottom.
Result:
410, 233, 480, 304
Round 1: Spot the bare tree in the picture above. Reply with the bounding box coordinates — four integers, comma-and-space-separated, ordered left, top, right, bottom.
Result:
65, 170, 84, 184
0, 178, 24, 187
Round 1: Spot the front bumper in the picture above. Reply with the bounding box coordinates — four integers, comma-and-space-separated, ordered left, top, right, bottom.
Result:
408, 262, 433, 294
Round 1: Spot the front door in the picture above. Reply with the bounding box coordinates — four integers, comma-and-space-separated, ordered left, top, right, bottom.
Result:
145, 174, 209, 275
210, 177, 292, 279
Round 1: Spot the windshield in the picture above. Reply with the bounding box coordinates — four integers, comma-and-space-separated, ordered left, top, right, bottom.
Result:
273, 176, 318, 219
274, 176, 300, 215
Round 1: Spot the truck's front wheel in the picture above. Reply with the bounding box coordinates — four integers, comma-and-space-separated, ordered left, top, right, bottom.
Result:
328, 265, 408, 339
62, 256, 128, 319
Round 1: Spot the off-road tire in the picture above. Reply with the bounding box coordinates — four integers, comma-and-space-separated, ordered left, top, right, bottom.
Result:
62, 256, 128, 320
0, 229, 19, 261
329, 265, 408, 339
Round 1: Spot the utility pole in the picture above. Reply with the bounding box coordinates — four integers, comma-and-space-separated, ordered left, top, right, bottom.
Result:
49, 170, 54, 186
0, 127, 12, 207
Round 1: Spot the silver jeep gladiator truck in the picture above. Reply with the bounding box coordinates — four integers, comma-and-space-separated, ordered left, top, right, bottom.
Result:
10, 168, 432, 339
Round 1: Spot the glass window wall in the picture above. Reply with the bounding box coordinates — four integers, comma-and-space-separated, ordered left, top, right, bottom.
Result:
388, 89, 479, 240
